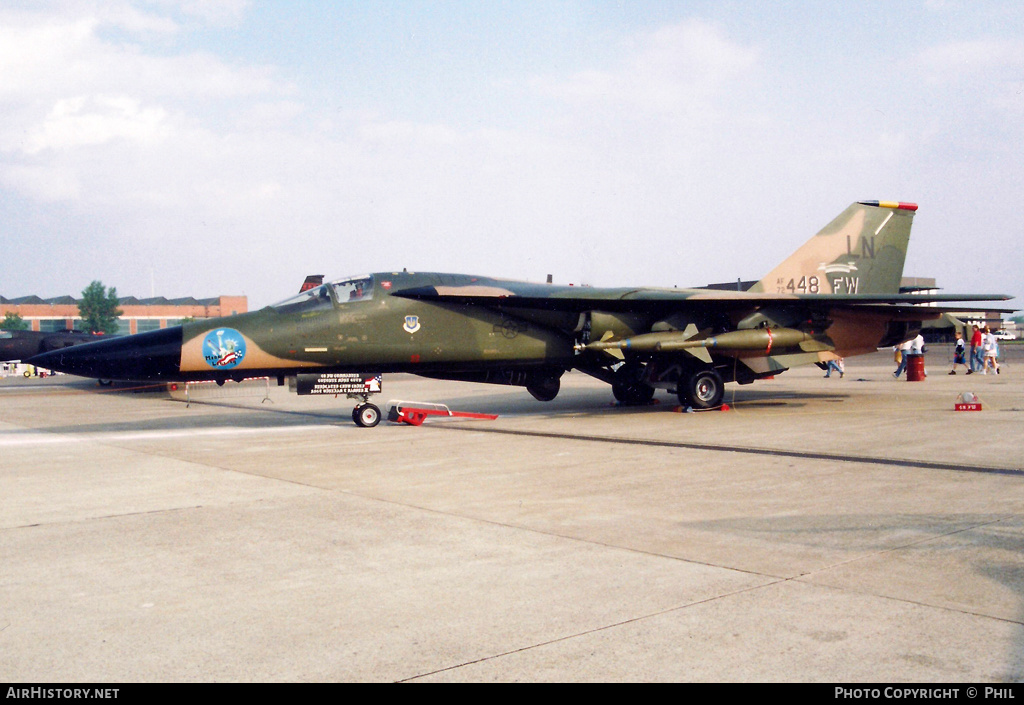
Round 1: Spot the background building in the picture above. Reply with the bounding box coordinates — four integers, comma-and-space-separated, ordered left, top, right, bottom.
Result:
0, 294, 247, 335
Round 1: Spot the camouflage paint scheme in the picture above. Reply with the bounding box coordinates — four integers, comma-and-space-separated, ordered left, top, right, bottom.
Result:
29, 201, 1013, 415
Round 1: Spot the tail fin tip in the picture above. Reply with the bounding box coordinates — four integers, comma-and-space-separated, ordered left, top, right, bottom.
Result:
858, 200, 918, 212
751, 199, 917, 296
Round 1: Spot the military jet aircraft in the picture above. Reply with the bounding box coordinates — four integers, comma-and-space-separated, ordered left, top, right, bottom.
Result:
28, 201, 1012, 425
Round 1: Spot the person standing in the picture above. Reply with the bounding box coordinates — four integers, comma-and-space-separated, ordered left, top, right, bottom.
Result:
950, 330, 969, 374
825, 357, 845, 378
893, 339, 913, 378
982, 327, 1000, 375
969, 325, 983, 373
911, 332, 926, 377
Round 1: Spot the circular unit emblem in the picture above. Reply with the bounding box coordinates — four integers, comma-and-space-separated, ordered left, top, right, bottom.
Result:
202, 328, 247, 370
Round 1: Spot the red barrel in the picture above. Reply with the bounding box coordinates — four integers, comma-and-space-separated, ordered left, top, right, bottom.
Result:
906, 353, 925, 382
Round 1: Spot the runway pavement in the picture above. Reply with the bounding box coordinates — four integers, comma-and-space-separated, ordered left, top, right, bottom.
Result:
1, 345, 1022, 682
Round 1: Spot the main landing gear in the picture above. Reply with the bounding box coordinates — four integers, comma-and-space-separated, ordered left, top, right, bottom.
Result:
606, 361, 724, 409
678, 368, 724, 410
525, 371, 561, 402
611, 362, 655, 405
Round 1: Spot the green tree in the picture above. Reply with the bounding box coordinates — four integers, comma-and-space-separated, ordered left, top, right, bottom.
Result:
78, 281, 123, 334
1, 312, 29, 330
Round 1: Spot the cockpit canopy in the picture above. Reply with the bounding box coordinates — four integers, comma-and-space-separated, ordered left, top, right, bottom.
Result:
272, 275, 375, 313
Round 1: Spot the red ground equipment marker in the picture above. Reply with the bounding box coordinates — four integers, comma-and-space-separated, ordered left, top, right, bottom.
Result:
387, 400, 498, 426
954, 391, 982, 411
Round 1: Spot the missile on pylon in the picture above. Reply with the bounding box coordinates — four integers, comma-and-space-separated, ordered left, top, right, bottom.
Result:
584, 330, 695, 352
585, 327, 831, 356
659, 327, 819, 352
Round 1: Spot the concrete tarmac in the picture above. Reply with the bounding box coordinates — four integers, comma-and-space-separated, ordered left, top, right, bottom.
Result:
1, 345, 1022, 682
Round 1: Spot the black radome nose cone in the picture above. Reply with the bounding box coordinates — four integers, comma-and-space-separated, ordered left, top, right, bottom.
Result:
27, 327, 183, 381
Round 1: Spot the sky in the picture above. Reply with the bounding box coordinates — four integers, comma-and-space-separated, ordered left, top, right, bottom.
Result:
1, 0, 1022, 308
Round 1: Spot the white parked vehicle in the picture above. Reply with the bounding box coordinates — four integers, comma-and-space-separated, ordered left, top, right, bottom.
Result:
0, 362, 57, 378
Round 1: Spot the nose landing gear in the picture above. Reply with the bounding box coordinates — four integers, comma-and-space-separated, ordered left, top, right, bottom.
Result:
352, 401, 382, 427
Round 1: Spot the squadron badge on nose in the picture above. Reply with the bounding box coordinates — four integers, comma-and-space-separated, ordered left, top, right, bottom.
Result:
403, 316, 421, 334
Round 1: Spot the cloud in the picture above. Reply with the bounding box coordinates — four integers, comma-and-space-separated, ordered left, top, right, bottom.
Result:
537, 19, 761, 115
0, 15, 279, 107
24, 95, 171, 154
905, 37, 1024, 159
154, 0, 251, 26
913, 37, 1024, 82
0, 4, 1019, 306
0, 8, 288, 168
0, 18, 98, 100
0, 10, 776, 300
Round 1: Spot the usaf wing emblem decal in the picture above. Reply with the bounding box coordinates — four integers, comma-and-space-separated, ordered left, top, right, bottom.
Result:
403, 315, 421, 334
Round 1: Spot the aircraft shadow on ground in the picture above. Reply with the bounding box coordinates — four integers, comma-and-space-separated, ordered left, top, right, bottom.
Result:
432, 385, 850, 417
18, 380, 856, 436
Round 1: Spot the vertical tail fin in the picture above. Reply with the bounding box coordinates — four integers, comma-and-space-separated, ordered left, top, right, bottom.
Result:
749, 201, 918, 295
